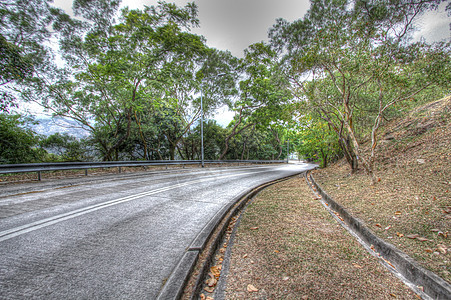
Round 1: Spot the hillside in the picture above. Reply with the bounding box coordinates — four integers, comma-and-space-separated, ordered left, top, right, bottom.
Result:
313, 95, 450, 282
32, 117, 90, 139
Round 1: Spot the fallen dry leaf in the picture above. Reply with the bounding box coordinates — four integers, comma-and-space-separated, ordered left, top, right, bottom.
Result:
438, 231, 448, 238
250, 227, 259, 230
204, 286, 214, 293
210, 266, 220, 277
352, 263, 363, 269
394, 211, 402, 215
385, 225, 392, 231
243, 254, 248, 258
247, 284, 259, 292
406, 234, 420, 239
206, 297, 213, 300
274, 250, 280, 253
396, 232, 404, 238
200, 293, 206, 300
425, 248, 434, 253
416, 237, 429, 242
437, 244, 447, 254
375, 223, 382, 228
206, 274, 217, 287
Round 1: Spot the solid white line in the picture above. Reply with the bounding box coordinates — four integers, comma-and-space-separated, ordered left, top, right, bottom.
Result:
0, 171, 261, 242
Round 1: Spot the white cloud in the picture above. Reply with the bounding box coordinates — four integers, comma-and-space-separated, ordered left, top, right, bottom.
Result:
413, 3, 450, 43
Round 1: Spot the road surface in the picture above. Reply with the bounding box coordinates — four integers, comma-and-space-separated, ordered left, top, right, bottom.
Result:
0, 163, 315, 299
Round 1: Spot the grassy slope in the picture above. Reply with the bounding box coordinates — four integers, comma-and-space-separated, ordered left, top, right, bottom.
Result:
314, 95, 450, 282
223, 178, 417, 299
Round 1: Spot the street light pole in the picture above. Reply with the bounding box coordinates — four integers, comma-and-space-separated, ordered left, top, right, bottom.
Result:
200, 73, 226, 168
287, 139, 290, 164
200, 81, 205, 168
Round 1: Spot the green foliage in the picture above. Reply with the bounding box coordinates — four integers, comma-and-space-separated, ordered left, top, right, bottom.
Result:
290, 115, 342, 167
2, 0, 448, 166
180, 120, 226, 160
0, 0, 60, 112
22, 1, 230, 161
270, 0, 450, 179
40, 133, 90, 161
0, 114, 46, 164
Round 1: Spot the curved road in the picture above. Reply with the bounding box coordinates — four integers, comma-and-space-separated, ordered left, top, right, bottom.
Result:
0, 163, 315, 299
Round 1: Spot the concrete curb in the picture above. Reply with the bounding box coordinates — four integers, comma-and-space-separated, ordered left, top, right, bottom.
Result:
156, 172, 305, 300
156, 251, 199, 300
306, 171, 451, 300
188, 173, 304, 299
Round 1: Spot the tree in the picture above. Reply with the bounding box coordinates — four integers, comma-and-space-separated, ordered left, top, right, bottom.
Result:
0, 0, 64, 112
270, 0, 450, 183
40, 133, 90, 161
22, 2, 211, 160
290, 114, 341, 167
0, 114, 45, 163
219, 42, 292, 159
180, 120, 226, 160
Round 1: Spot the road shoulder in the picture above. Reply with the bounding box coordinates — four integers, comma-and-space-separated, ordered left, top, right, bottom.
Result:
216, 177, 417, 299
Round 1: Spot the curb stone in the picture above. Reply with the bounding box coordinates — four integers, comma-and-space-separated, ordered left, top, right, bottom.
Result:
306, 171, 451, 300
156, 171, 309, 300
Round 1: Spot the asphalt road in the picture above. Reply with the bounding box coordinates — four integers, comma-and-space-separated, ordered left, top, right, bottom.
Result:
0, 163, 315, 299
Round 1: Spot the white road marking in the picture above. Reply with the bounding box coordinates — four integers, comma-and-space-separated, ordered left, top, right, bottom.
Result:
0, 171, 262, 242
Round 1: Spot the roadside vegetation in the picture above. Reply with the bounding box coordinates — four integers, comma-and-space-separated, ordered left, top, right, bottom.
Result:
1, 0, 449, 170
1, 0, 449, 296
222, 178, 418, 299
213, 97, 449, 298
314, 96, 450, 282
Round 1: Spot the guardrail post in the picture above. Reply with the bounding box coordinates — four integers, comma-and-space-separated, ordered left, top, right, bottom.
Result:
37, 171, 41, 181
165, 165, 168, 170
118, 167, 122, 173
85, 169, 88, 176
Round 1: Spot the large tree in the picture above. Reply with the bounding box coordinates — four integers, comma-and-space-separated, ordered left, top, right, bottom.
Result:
219, 42, 293, 160
0, 114, 45, 163
270, 0, 450, 183
0, 0, 63, 112
19, 1, 226, 160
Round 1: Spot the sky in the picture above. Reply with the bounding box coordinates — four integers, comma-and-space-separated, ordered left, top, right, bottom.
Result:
32, 0, 450, 126
121, 0, 449, 57
121, 0, 311, 58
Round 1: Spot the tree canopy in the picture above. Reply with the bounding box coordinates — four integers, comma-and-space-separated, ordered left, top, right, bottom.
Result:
1, 0, 449, 175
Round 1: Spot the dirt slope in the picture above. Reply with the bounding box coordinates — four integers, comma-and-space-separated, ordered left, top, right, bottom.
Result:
314, 95, 450, 281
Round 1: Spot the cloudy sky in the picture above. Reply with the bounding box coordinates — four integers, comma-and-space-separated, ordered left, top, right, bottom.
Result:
44, 0, 449, 125
52, 0, 449, 58
121, 0, 311, 57
126, 0, 449, 57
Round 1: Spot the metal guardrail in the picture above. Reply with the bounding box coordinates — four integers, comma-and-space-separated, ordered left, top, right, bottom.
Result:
0, 160, 286, 181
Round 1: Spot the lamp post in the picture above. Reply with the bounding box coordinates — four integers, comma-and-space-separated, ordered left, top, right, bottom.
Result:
200, 73, 226, 168
287, 139, 290, 164
200, 81, 205, 167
